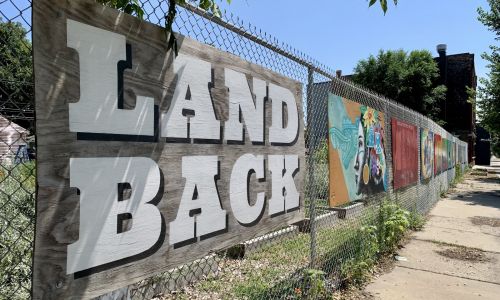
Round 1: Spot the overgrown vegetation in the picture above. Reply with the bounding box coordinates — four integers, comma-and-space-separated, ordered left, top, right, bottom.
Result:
448, 164, 470, 190
306, 139, 329, 201
164, 199, 425, 299
0, 161, 36, 300
340, 199, 412, 286
408, 206, 425, 231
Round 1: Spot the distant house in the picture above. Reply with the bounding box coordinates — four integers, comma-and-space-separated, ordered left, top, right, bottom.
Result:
434, 44, 477, 164
0, 115, 30, 162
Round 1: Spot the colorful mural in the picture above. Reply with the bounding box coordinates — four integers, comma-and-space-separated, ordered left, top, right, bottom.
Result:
434, 134, 443, 175
446, 140, 455, 170
434, 136, 453, 174
442, 139, 449, 171
328, 93, 387, 207
420, 128, 434, 181
391, 119, 418, 189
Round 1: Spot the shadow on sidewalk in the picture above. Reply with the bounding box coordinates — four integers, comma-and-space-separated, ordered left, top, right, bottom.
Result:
448, 184, 500, 210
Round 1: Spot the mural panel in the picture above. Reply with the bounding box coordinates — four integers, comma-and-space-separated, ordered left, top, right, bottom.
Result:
420, 128, 434, 181
442, 139, 449, 171
391, 119, 418, 189
328, 94, 387, 207
434, 134, 442, 175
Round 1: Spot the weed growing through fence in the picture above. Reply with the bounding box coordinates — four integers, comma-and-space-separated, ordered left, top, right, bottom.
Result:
450, 164, 469, 189
340, 225, 378, 285
377, 199, 410, 254
340, 199, 412, 286
408, 209, 425, 231
162, 199, 422, 299
302, 269, 327, 299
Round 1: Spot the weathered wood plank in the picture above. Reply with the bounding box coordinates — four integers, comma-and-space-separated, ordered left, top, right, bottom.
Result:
32, 0, 305, 299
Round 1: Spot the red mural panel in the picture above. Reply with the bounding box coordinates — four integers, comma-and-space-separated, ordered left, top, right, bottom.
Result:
391, 119, 418, 189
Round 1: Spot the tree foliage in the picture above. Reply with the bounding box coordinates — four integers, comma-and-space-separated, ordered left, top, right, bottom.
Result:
99, 0, 395, 53
96, 0, 144, 18
352, 49, 446, 125
98, 0, 231, 53
477, 0, 500, 156
369, 0, 398, 14
0, 20, 33, 128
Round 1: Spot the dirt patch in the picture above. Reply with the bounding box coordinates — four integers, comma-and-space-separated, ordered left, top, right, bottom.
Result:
435, 246, 491, 263
332, 286, 374, 300
470, 171, 488, 177
470, 216, 500, 227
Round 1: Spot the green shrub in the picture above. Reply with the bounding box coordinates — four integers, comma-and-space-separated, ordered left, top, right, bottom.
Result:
341, 200, 412, 286
408, 209, 425, 231
377, 200, 410, 254
0, 161, 36, 299
302, 268, 327, 299
340, 225, 379, 285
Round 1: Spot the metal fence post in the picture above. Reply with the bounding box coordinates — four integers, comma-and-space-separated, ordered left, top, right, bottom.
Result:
306, 67, 318, 268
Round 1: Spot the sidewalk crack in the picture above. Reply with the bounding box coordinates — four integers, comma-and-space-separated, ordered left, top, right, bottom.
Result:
396, 265, 500, 286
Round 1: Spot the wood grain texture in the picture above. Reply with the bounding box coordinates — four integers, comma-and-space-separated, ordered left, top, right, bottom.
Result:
32, 0, 305, 299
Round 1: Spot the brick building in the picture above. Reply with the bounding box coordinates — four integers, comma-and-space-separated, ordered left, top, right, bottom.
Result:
435, 44, 477, 163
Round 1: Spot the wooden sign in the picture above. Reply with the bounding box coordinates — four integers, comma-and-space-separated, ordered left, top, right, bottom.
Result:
32, 0, 305, 298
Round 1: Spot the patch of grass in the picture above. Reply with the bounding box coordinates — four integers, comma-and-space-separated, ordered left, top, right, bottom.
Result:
166, 200, 424, 299
232, 268, 284, 298
197, 275, 226, 293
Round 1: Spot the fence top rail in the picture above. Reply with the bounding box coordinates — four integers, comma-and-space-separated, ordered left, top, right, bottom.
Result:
181, 3, 453, 136
180, 3, 337, 79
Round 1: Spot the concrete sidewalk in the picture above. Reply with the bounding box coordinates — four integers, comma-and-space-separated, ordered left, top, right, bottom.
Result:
365, 161, 500, 299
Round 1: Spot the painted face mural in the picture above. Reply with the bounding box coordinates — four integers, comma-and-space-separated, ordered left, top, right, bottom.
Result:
420, 128, 434, 181
353, 120, 365, 192
328, 94, 387, 207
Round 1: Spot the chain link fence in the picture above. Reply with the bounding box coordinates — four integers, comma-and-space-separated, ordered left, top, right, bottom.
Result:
0, 1, 468, 299
0, 0, 36, 299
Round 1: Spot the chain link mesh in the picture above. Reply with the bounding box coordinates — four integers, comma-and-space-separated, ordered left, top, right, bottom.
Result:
0, 1, 469, 299
0, 0, 35, 299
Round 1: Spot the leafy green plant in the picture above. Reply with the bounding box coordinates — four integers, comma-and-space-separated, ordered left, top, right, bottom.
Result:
96, 0, 144, 18
0, 161, 36, 300
368, 0, 399, 14
302, 268, 327, 299
408, 209, 425, 231
312, 139, 328, 164
340, 225, 378, 285
377, 200, 410, 253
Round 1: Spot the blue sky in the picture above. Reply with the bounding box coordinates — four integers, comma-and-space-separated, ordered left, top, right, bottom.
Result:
216, 0, 495, 79
1, 0, 494, 79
